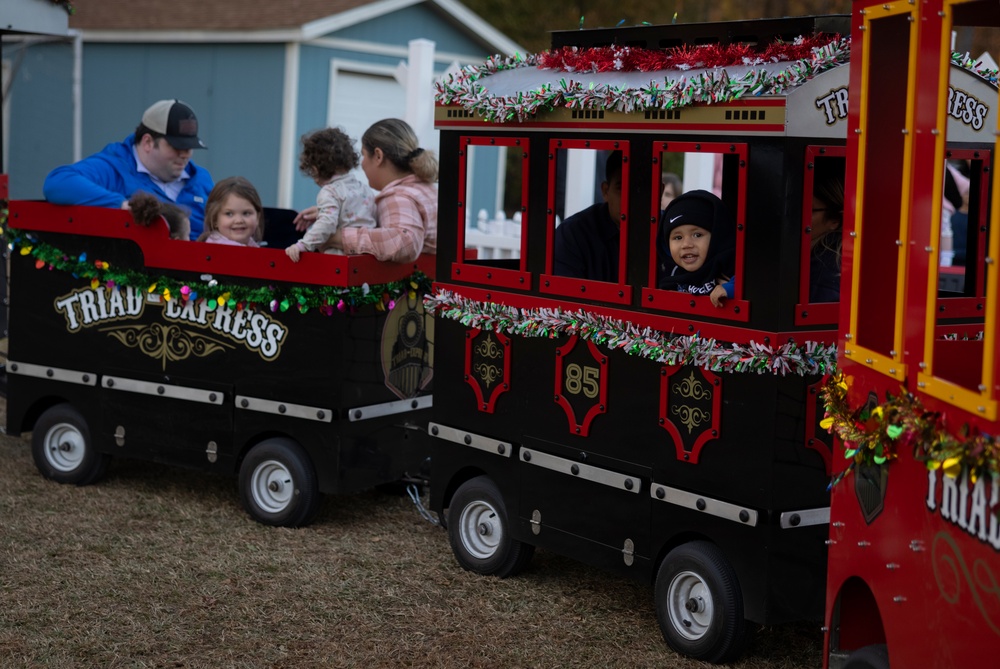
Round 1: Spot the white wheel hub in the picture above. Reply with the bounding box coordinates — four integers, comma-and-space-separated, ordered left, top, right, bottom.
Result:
250, 459, 294, 513
458, 499, 502, 559
667, 570, 714, 640
43, 422, 86, 472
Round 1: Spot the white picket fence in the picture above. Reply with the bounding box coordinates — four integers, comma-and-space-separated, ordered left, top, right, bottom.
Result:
465, 209, 523, 259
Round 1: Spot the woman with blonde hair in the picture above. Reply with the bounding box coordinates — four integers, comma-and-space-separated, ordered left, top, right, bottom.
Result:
315, 118, 437, 263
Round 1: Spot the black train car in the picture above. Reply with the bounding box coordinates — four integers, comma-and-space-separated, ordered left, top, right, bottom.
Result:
4, 203, 435, 527
425, 14, 997, 663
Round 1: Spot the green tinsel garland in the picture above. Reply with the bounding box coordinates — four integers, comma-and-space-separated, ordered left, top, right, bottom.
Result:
424, 288, 838, 377
6, 228, 431, 315
821, 373, 1000, 489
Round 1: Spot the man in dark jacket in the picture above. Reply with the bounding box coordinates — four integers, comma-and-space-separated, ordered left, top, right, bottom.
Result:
553, 151, 622, 282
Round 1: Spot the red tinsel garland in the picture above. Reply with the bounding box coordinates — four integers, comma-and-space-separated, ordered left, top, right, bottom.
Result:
537, 34, 841, 73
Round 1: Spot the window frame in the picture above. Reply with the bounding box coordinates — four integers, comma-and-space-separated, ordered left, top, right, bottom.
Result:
453, 135, 531, 290
795, 145, 847, 326
642, 141, 749, 322
540, 138, 632, 305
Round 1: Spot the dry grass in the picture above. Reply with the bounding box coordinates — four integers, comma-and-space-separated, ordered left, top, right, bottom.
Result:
0, 418, 822, 669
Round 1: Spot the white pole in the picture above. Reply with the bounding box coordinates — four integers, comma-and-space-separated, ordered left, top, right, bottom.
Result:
404, 38, 436, 151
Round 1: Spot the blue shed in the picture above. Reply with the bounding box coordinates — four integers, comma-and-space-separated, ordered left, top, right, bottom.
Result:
2, 0, 522, 213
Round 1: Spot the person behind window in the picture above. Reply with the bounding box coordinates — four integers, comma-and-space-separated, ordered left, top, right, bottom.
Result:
198, 176, 265, 247
43, 99, 213, 240
658, 190, 736, 308
809, 162, 845, 303
944, 160, 970, 267
660, 172, 683, 213
553, 151, 623, 282
286, 127, 376, 261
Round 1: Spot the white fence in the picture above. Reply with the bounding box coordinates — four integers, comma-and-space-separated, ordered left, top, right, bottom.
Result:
465, 209, 522, 259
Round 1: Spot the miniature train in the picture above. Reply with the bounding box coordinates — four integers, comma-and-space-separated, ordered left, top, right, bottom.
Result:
5, 2, 999, 667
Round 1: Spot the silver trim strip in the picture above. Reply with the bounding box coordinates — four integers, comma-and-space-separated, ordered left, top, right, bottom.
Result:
520, 449, 640, 494
428, 422, 512, 458
236, 395, 332, 422
6, 360, 98, 386
347, 395, 433, 421
650, 483, 758, 527
103, 376, 225, 405
780, 507, 830, 529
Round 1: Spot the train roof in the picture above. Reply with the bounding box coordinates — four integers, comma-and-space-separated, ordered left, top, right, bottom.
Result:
434, 14, 998, 140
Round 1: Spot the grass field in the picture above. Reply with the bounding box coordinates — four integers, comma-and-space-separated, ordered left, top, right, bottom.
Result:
0, 418, 823, 669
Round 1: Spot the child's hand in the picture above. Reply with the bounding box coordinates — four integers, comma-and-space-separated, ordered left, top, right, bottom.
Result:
285, 244, 302, 263
710, 284, 727, 307
293, 206, 318, 231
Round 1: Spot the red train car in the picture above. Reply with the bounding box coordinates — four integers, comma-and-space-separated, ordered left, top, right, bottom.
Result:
823, 1, 1000, 667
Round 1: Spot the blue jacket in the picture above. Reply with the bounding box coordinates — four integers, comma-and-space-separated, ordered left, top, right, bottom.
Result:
42, 134, 214, 240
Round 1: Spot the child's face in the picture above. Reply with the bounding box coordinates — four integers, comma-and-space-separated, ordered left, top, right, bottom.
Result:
669, 224, 712, 271
214, 194, 260, 245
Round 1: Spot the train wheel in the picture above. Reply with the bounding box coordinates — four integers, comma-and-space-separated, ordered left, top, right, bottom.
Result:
239, 439, 319, 527
654, 541, 749, 664
843, 644, 890, 669
31, 403, 109, 485
447, 475, 534, 578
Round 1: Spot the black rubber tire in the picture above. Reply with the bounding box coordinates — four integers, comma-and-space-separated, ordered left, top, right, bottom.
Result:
31, 403, 110, 486
447, 475, 534, 578
843, 644, 890, 669
654, 540, 750, 664
238, 438, 319, 527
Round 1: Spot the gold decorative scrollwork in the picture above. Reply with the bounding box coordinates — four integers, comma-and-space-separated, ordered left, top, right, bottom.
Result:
676, 370, 711, 400
103, 323, 234, 370
473, 361, 503, 387
671, 404, 711, 434
475, 335, 503, 360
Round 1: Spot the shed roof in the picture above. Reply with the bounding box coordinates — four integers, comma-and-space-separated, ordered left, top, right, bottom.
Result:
69, 0, 377, 31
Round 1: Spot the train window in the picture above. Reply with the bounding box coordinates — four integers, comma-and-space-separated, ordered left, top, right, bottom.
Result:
540, 139, 632, 304
844, 6, 916, 382
936, 150, 991, 309
916, 2, 999, 420
795, 147, 846, 326
453, 136, 530, 289
642, 142, 749, 321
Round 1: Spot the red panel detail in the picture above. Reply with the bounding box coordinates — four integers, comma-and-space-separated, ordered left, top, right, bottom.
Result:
641, 287, 750, 321
804, 376, 833, 476
553, 336, 608, 437
453, 262, 531, 290
658, 365, 722, 464
464, 328, 512, 413
8, 201, 434, 286
540, 273, 633, 304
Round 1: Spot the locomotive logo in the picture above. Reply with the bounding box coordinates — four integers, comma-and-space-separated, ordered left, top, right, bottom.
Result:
381, 294, 434, 399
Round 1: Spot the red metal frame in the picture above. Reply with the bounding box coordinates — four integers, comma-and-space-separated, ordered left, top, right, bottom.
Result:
642, 141, 750, 321
658, 364, 722, 464
553, 336, 608, 437
463, 328, 512, 413
452, 135, 532, 290
540, 138, 633, 305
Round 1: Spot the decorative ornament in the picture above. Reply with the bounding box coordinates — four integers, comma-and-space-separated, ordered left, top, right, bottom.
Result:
820, 374, 1000, 489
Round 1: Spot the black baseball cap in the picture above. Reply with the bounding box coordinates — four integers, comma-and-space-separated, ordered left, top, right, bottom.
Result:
141, 99, 207, 150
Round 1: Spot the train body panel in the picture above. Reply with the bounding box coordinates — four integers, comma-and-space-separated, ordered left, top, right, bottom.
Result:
5, 202, 434, 520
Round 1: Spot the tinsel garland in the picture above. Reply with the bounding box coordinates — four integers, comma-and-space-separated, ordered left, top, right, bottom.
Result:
6, 228, 431, 315
820, 374, 1000, 489
535, 34, 841, 72
424, 288, 837, 377
953, 51, 999, 84
435, 35, 850, 123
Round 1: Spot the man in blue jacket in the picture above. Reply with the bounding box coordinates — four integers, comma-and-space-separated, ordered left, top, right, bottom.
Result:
43, 99, 214, 240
